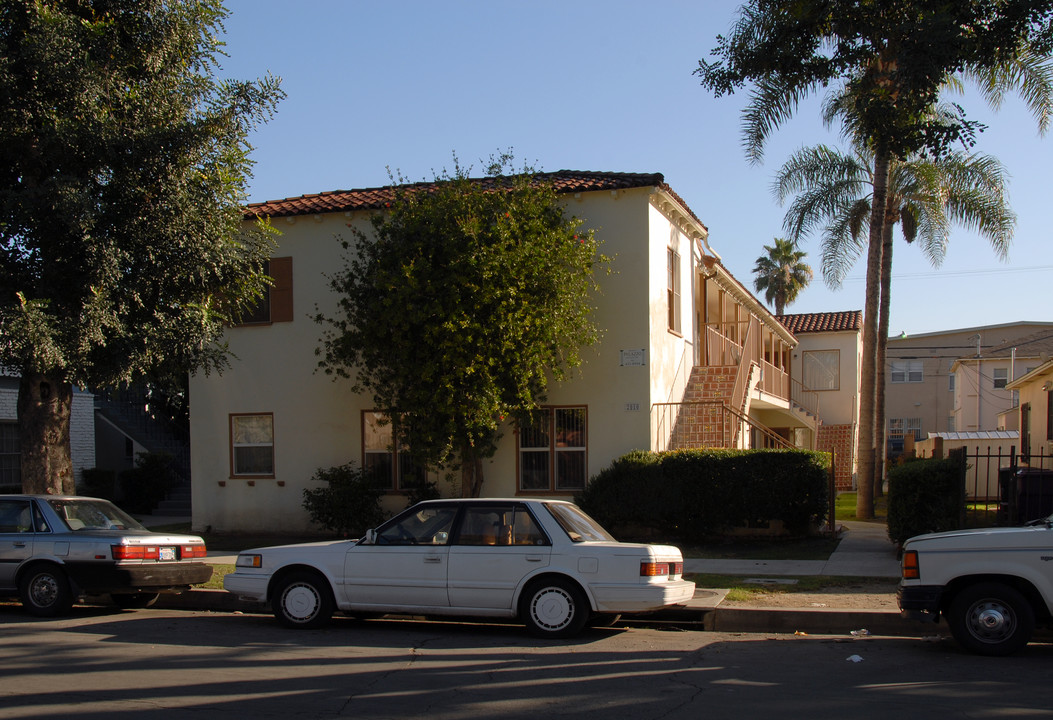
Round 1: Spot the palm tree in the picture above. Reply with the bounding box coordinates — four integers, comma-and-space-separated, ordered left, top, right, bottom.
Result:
775, 143, 1016, 494
752, 238, 813, 315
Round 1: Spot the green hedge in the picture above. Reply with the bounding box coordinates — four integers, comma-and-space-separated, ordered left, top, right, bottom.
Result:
577, 448, 830, 541
302, 463, 387, 537
117, 452, 180, 514
887, 450, 966, 547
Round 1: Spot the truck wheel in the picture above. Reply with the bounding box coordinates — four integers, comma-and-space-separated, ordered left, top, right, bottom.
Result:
271, 571, 334, 629
947, 582, 1035, 656
19, 564, 74, 618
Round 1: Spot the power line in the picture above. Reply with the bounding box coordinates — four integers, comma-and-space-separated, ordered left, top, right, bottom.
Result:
840, 265, 1053, 284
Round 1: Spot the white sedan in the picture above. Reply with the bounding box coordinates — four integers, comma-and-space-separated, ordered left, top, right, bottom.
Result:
224, 498, 695, 637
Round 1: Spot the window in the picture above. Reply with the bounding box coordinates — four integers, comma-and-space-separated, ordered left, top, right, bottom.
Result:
667, 247, 681, 333
802, 350, 840, 391
362, 411, 426, 491
949, 373, 955, 392
890, 360, 923, 383
1047, 390, 1053, 442
237, 257, 294, 324
454, 504, 549, 546
993, 367, 1008, 389
0, 499, 32, 534
0, 423, 19, 487
230, 414, 274, 477
375, 505, 457, 546
947, 415, 956, 432
518, 407, 587, 492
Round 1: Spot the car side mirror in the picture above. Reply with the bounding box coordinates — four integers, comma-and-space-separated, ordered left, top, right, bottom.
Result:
361, 529, 377, 545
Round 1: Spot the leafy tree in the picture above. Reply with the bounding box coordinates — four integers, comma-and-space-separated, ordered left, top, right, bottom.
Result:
752, 238, 812, 315
697, 0, 1053, 517
776, 143, 1015, 491
0, 0, 283, 494
316, 157, 608, 497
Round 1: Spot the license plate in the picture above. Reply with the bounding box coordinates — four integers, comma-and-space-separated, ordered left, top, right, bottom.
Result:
159, 547, 176, 561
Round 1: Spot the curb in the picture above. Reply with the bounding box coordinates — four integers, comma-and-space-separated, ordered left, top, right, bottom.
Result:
155, 588, 936, 637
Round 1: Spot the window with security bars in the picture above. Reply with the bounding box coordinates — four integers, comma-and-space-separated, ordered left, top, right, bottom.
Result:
0, 423, 19, 486
518, 407, 587, 492
362, 411, 426, 491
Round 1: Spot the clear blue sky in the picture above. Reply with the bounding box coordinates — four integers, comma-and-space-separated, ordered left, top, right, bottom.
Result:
218, 0, 1052, 338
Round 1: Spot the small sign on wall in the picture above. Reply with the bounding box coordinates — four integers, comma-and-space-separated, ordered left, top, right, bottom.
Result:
620, 349, 646, 367
625, 403, 641, 412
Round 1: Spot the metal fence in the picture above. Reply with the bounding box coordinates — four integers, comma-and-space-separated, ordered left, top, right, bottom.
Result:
960, 446, 1053, 527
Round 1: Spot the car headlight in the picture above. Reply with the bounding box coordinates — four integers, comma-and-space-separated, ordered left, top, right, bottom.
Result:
236, 554, 263, 569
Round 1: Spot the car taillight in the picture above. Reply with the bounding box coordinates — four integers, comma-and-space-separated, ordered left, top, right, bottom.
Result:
182, 544, 207, 560
902, 550, 920, 580
672, 561, 683, 576
112, 545, 159, 560
641, 562, 670, 577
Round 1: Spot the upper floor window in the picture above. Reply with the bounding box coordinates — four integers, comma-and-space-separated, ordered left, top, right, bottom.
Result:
362, 411, 426, 491
518, 407, 587, 493
890, 359, 923, 383
993, 367, 1008, 389
230, 413, 274, 477
237, 257, 294, 325
802, 350, 840, 391
667, 248, 681, 334
949, 373, 955, 392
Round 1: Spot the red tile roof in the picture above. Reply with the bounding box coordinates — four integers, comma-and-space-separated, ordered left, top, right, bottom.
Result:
778, 311, 863, 334
244, 171, 706, 227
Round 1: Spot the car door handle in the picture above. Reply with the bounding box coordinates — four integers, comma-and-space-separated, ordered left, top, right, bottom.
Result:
525, 555, 543, 562
423, 556, 442, 564
13, 542, 26, 548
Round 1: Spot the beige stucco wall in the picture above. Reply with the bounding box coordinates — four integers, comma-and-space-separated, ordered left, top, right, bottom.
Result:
789, 329, 861, 427
190, 186, 706, 532
1011, 361, 1053, 460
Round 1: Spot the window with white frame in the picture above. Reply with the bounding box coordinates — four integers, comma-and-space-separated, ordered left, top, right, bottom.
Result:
230, 414, 274, 477
667, 248, 681, 334
362, 411, 426, 491
802, 350, 840, 391
890, 359, 923, 383
993, 367, 1008, 389
518, 407, 587, 492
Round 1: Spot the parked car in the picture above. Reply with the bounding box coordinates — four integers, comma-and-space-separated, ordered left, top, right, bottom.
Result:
224, 498, 696, 637
0, 494, 212, 617
898, 518, 1053, 655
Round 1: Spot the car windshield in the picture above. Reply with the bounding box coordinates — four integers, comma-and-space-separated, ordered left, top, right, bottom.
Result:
544, 503, 617, 543
46, 499, 146, 532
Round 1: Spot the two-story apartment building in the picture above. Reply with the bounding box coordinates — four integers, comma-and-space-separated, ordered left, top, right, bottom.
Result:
188, 171, 845, 532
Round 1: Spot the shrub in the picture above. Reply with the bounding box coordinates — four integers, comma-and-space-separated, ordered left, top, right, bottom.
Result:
578, 448, 829, 541
117, 452, 179, 514
887, 450, 966, 547
302, 463, 387, 536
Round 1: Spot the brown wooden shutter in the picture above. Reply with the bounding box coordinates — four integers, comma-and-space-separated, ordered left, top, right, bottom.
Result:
269, 257, 293, 323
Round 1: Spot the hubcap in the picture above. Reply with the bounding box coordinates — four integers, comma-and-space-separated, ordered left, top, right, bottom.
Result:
283, 583, 320, 622
531, 587, 574, 631
968, 600, 1015, 642
30, 574, 58, 608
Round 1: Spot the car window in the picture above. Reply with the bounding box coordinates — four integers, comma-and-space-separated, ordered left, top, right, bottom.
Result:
455, 505, 550, 546
46, 499, 146, 531
375, 506, 457, 545
544, 503, 616, 543
0, 499, 32, 534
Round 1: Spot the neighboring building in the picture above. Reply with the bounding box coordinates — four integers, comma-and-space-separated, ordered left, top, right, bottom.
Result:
1007, 358, 1053, 467
189, 171, 857, 532
884, 322, 1053, 456
0, 375, 96, 490
779, 311, 863, 490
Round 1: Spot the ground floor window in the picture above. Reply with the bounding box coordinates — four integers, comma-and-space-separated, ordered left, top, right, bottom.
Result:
518, 406, 587, 493
230, 413, 274, 477
0, 423, 19, 487
362, 411, 426, 491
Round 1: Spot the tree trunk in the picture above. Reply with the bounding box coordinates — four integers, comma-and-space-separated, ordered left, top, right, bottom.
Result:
18, 372, 75, 495
459, 449, 484, 498
874, 210, 895, 500
856, 144, 891, 520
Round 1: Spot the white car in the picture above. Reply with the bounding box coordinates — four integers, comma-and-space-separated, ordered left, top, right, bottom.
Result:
224, 498, 695, 637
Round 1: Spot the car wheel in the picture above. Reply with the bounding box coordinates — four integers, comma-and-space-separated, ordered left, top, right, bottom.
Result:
947, 582, 1035, 656
272, 571, 335, 629
111, 592, 160, 609
19, 564, 74, 618
520, 577, 589, 638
